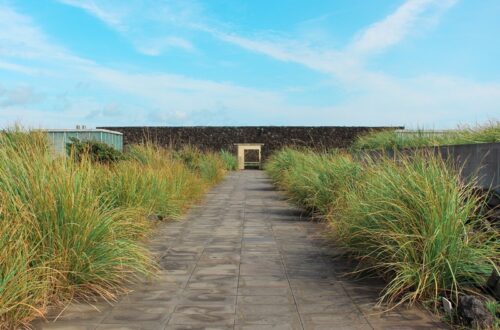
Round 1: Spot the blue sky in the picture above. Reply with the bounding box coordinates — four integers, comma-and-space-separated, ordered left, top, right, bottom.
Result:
0, 0, 499, 128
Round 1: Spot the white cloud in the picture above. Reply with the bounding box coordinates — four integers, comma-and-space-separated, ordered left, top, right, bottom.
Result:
56, 0, 201, 56
207, 0, 458, 80
0, 60, 38, 75
0, 4, 87, 64
81, 64, 290, 118
135, 36, 195, 56
0, 4, 303, 127
350, 0, 457, 55
0, 84, 44, 107
56, 0, 125, 30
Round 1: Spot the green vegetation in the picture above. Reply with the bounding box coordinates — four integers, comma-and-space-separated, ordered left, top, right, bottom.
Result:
66, 137, 123, 163
266, 149, 361, 215
486, 300, 500, 328
352, 121, 500, 151
0, 130, 228, 329
266, 148, 499, 310
219, 150, 238, 171
173, 145, 227, 183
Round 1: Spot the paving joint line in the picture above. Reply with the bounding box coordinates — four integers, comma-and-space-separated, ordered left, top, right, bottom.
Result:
233, 174, 246, 329
269, 202, 306, 330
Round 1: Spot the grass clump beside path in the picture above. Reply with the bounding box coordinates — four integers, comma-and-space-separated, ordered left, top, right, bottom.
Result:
266, 148, 499, 311
0, 131, 227, 329
266, 148, 361, 215
219, 150, 238, 171
352, 121, 500, 151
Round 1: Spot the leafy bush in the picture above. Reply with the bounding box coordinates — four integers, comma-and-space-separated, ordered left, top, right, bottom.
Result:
66, 137, 123, 163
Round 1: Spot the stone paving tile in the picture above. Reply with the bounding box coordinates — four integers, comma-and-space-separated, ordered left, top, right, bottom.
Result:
165, 326, 233, 330
234, 325, 302, 330
237, 295, 295, 305
32, 171, 447, 330
168, 313, 235, 326
100, 304, 173, 324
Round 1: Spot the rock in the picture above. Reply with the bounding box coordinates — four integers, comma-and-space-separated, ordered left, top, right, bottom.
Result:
485, 189, 500, 229
487, 189, 500, 208
458, 295, 494, 328
486, 269, 500, 300
441, 296, 453, 315
147, 214, 160, 221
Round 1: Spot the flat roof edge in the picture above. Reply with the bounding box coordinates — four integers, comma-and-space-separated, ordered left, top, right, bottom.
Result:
39, 129, 123, 135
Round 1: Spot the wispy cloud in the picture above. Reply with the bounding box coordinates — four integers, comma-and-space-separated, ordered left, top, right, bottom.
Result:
135, 36, 196, 56
208, 0, 458, 78
1, 0, 498, 128
0, 3, 300, 127
0, 4, 87, 64
0, 84, 44, 107
350, 0, 458, 55
57, 0, 125, 30
56, 0, 456, 75
56, 0, 201, 56
0, 60, 39, 75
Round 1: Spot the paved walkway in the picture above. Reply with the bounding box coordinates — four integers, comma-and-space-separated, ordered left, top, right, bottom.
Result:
34, 171, 445, 330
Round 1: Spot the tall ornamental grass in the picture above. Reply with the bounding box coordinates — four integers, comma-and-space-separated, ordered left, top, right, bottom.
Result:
98, 144, 209, 218
219, 150, 238, 171
0, 131, 150, 329
173, 145, 226, 183
352, 121, 500, 151
0, 132, 228, 329
266, 148, 499, 308
334, 153, 498, 306
266, 148, 361, 215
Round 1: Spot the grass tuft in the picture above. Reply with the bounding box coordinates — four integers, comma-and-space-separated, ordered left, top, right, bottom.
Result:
219, 150, 238, 171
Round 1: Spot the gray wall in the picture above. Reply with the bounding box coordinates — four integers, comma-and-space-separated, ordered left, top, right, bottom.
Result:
368, 143, 500, 193
435, 142, 500, 193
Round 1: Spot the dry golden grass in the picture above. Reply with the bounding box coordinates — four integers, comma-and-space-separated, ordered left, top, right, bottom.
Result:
0, 131, 227, 329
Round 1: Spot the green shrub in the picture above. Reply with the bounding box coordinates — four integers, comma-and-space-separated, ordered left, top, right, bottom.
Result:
66, 137, 123, 163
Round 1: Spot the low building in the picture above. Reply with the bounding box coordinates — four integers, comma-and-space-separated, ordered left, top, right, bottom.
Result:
44, 128, 123, 155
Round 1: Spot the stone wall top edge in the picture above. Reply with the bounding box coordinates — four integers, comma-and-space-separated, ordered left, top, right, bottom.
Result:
98, 126, 404, 129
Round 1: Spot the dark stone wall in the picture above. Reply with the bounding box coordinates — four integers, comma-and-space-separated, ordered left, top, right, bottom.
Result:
98, 126, 400, 160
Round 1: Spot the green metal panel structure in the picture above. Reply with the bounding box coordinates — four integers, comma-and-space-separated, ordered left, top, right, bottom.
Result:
45, 129, 123, 155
